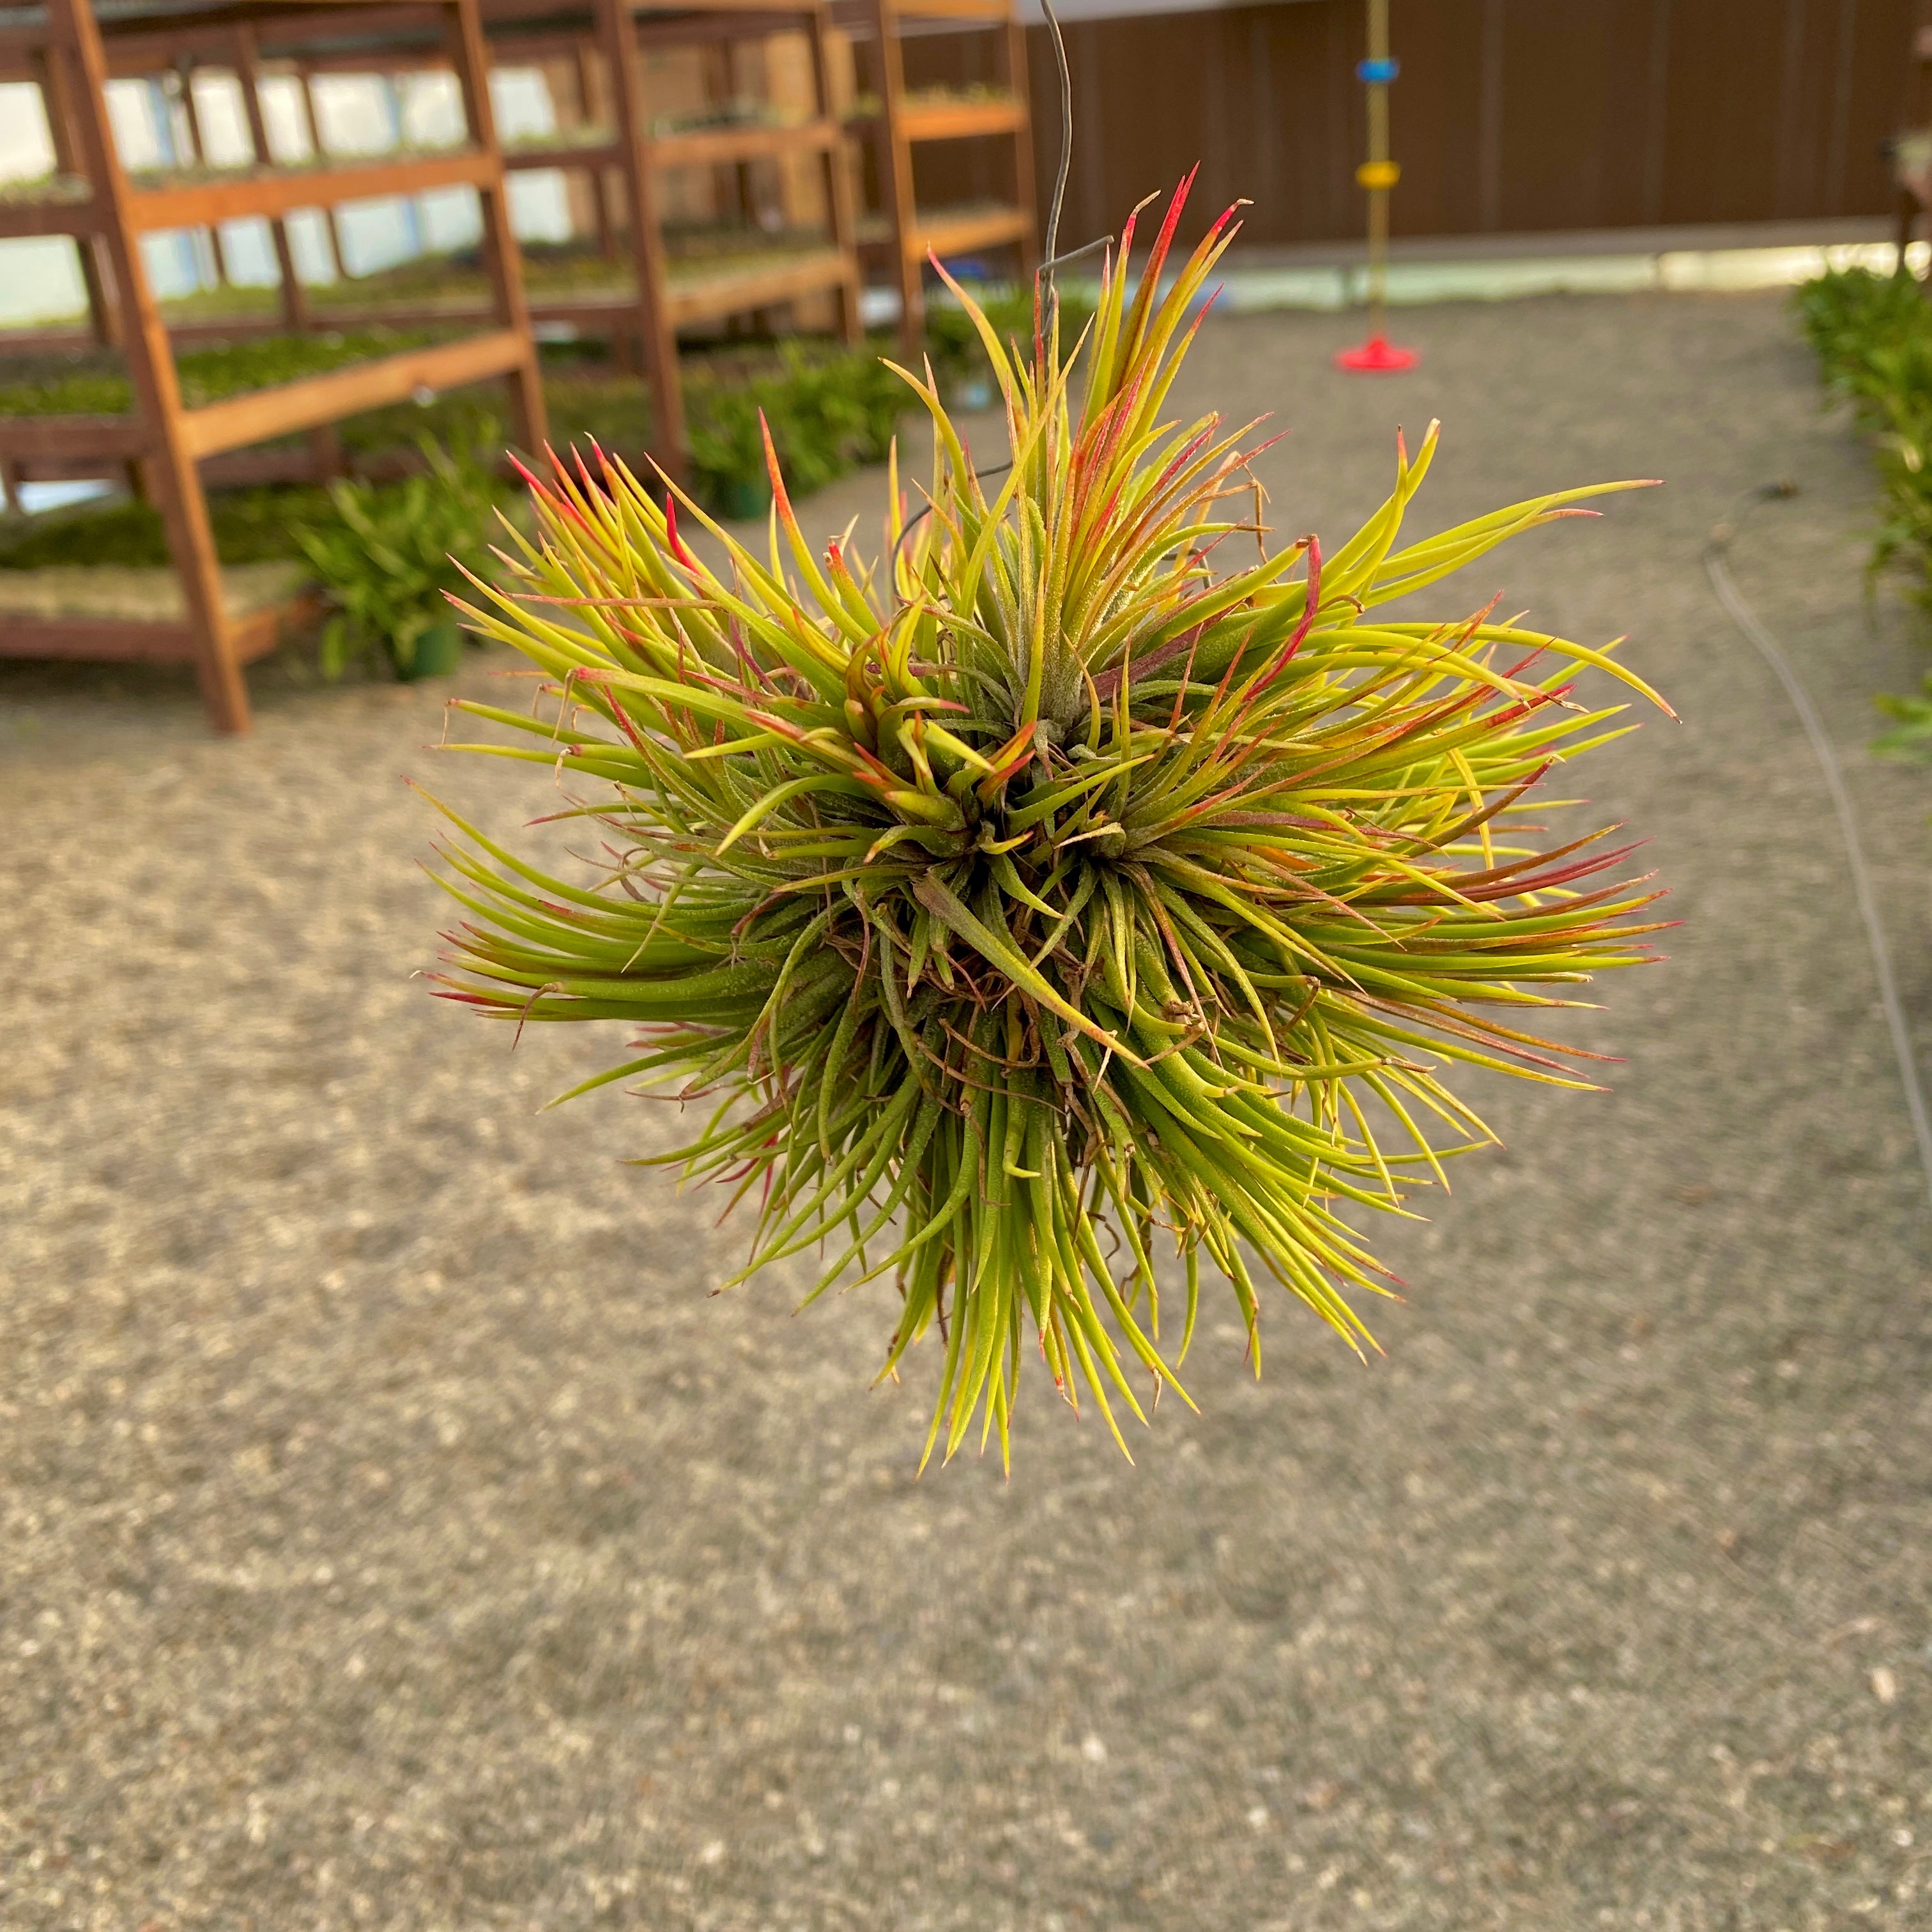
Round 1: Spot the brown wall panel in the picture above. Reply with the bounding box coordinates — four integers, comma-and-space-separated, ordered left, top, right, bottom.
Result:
1385, 0, 1489, 235
888, 0, 1918, 254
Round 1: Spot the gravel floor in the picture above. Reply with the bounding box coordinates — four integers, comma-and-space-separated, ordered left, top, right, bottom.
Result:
3, 288, 1930, 1932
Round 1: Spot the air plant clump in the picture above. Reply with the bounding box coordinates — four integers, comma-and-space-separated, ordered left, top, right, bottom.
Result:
427, 177, 1669, 1468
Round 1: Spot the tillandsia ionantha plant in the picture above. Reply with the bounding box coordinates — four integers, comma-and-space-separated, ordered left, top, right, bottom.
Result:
425, 176, 1670, 1468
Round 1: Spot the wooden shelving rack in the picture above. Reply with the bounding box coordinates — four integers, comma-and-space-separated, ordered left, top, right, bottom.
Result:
0, 0, 546, 733
836, 0, 1035, 353
481, 0, 864, 466
4, 1, 867, 486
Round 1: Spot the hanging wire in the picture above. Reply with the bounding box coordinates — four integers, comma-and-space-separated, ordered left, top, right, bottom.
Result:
1029, 1, 1124, 330
1705, 484, 1932, 1212
1035, 0, 1073, 332
891, 0, 1084, 592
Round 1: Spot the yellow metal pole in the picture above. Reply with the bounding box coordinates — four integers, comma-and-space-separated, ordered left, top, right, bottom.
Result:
1337, 0, 1416, 372
1365, 0, 1388, 337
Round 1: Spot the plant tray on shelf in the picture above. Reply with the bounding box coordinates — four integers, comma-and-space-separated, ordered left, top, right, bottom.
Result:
903, 85, 1015, 109
158, 256, 526, 323
857, 199, 1027, 255
0, 483, 369, 570
125, 146, 474, 190
0, 559, 308, 624
503, 126, 617, 153
0, 173, 90, 205
651, 103, 793, 136
661, 221, 841, 259
842, 86, 1016, 123
0, 328, 452, 418
663, 241, 838, 284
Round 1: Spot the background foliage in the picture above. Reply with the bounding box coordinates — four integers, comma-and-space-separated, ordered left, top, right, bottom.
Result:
1795, 266, 1932, 756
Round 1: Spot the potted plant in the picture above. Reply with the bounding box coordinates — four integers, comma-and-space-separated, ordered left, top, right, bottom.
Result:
425, 179, 1668, 1467
687, 383, 774, 521
296, 435, 502, 681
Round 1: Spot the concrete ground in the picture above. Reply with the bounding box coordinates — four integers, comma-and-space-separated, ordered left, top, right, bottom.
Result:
2, 288, 1929, 1932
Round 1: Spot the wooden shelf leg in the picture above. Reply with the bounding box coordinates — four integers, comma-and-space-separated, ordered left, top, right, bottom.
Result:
1002, 12, 1038, 284
234, 28, 337, 480
234, 30, 308, 328
174, 61, 231, 288
40, 45, 120, 347
590, 166, 619, 263
57, 0, 248, 732
309, 423, 345, 481
864, 0, 923, 356
297, 67, 348, 280
570, 47, 622, 264
809, 3, 863, 347
445, 0, 548, 459
719, 40, 760, 232
597, 0, 686, 480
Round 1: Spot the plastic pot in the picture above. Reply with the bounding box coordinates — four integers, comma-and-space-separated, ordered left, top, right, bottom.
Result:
713, 476, 773, 521
396, 615, 466, 682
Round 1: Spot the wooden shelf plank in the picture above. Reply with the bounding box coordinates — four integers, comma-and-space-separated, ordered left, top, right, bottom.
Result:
623, 0, 827, 14
661, 247, 856, 325
502, 121, 841, 172
0, 593, 313, 664
483, 0, 822, 37
502, 139, 624, 172
0, 616, 199, 664
0, 194, 98, 240
844, 0, 1012, 22
908, 203, 1029, 257
898, 97, 1025, 143
484, 10, 819, 54
11, 300, 504, 345
67, 5, 452, 74
177, 327, 526, 458
130, 149, 496, 231
0, 413, 151, 462
830, 0, 1013, 26
523, 291, 641, 323
650, 117, 841, 168
484, 0, 798, 15
521, 249, 857, 328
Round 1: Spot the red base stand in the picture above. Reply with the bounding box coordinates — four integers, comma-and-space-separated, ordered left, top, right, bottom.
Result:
1335, 334, 1420, 373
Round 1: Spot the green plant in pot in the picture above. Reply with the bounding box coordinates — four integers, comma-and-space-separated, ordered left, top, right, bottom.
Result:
425, 178, 1669, 1468
687, 383, 773, 521
860, 358, 908, 462
296, 434, 500, 680
770, 347, 866, 496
